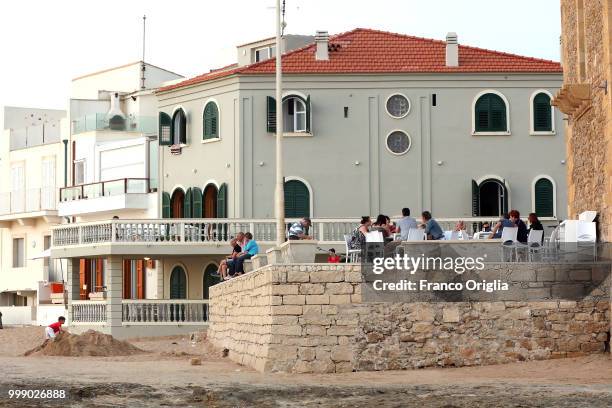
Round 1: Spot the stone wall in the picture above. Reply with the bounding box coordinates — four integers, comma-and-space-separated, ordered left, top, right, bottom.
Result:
208, 264, 611, 373
559, 0, 612, 240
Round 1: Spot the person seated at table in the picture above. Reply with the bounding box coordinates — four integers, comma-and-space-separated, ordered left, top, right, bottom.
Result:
229, 232, 259, 276
527, 213, 544, 244
213, 234, 244, 280
349, 216, 371, 251
489, 213, 514, 239
385, 216, 398, 234
420, 211, 444, 240
509, 210, 528, 243
481, 222, 491, 232
396, 208, 418, 240
288, 218, 313, 240
454, 221, 465, 232
371, 214, 392, 241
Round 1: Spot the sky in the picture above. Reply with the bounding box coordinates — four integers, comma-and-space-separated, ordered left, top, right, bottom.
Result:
0, 0, 561, 112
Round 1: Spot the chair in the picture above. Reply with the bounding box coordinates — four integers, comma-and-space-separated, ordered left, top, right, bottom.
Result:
542, 226, 560, 261
458, 230, 470, 240
443, 230, 461, 240
406, 228, 426, 241
499, 227, 518, 262
343, 234, 361, 263
515, 229, 544, 262
473, 231, 492, 240
365, 231, 384, 242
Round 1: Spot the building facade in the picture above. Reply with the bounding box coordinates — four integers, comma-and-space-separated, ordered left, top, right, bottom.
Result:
157, 29, 567, 223
553, 0, 612, 241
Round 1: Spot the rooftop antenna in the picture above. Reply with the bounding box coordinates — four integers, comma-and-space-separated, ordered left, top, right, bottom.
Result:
140, 15, 146, 90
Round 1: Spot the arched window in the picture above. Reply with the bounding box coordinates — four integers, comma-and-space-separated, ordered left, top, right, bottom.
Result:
203, 102, 219, 140
203, 263, 220, 300
283, 96, 307, 132
171, 108, 187, 145
203, 184, 218, 218
170, 266, 187, 299
284, 179, 310, 218
170, 188, 185, 218
532, 92, 553, 132
534, 178, 554, 217
474, 93, 508, 132
471, 178, 509, 217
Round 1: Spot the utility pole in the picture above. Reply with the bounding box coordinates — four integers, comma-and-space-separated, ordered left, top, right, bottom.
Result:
274, 0, 285, 245
140, 15, 146, 90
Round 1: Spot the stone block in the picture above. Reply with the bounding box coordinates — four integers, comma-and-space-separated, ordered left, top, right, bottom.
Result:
310, 271, 344, 283
287, 271, 310, 283
331, 346, 353, 362
283, 295, 306, 305
329, 295, 352, 305
306, 294, 330, 305
327, 282, 354, 294
271, 305, 303, 315
345, 271, 363, 283
271, 284, 299, 295
442, 307, 460, 323
299, 283, 325, 295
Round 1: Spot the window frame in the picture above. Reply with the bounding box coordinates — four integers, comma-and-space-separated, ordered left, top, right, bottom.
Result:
12, 236, 25, 268
529, 90, 556, 135
201, 99, 221, 143
471, 90, 511, 136
385, 93, 411, 119
284, 176, 314, 218
283, 96, 308, 133
385, 130, 412, 156
254, 45, 275, 62
531, 175, 557, 219
171, 107, 188, 146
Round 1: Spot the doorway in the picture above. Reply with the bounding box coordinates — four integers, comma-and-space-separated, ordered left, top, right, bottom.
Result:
477, 179, 508, 217
203, 184, 218, 218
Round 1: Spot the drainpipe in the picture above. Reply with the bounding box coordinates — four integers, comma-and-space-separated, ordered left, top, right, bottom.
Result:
62, 139, 68, 187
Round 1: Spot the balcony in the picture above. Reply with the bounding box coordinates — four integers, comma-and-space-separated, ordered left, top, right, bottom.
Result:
0, 187, 59, 225
50, 217, 510, 258
58, 178, 153, 217
71, 114, 156, 135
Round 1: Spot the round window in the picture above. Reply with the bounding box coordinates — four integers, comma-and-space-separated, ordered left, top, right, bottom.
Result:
386, 131, 411, 155
386, 94, 410, 118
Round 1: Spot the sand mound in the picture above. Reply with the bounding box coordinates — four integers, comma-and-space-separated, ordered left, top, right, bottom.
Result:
25, 330, 145, 357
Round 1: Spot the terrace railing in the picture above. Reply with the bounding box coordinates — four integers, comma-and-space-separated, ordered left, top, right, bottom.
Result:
60, 178, 150, 202
72, 114, 156, 135
0, 187, 57, 215
122, 299, 209, 324
71, 300, 106, 324
52, 217, 509, 248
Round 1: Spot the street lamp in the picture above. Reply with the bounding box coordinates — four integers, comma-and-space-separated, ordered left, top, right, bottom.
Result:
274, 0, 285, 246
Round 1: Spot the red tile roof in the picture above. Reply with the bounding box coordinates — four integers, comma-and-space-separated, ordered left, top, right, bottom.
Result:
159, 28, 562, 92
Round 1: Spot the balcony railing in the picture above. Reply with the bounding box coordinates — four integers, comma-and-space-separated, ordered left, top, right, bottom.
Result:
0, 187, 57, 215
59, 178, 151, 202
52, 217, 507, 248
72, 114, 156, 135
71, 300, 106, 324
122, 300, 209, 324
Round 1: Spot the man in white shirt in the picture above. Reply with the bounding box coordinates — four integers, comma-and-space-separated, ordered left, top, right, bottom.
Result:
396, 208, 418, 240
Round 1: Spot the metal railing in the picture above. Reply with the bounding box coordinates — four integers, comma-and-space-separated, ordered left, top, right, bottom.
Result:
59, 178, 150, 202
51, 217, 518, 248
122, 299, 209, 324
71, 301, 106, 324
0, 187, 57, 215
72, 114, 156, 135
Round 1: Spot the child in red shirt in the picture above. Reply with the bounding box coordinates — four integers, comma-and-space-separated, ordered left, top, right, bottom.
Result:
45, 316, 65, 340
327, 248, 341, 263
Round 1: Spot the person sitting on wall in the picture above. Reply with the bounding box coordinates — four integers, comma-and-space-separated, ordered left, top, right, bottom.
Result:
212, 233, 244, 280
489, 213, 514, 239
45, 316, 66, 340
229, 232, 259, 276
509, 210, 528, 243
419, 211, 444, 240
327, 248, 341, 263
288, 218, 313, 240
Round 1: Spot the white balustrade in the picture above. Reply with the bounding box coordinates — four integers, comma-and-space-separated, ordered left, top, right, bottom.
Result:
0, 187, 57, 215
52, 217, 508, 248
71, 301, 106, 324
122, 300, 209, 324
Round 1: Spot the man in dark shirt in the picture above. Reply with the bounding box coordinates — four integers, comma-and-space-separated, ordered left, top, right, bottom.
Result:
509, 210, 528, 243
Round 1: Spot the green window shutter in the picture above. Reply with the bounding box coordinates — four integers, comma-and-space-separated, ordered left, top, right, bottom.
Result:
305, 95, 311, 133
535, 178, 554, 217
162, 192, 171, 218
184, 188, 192, 218
533, 93, 552, 132
471, 180, 480, 217
266, 96, 276, 133
284, 180, 310, 218
159, 112, 172, 145
475, 93, 507, 132
170, 267, 187, 299
217, 183, 227, 218
203, 102, 219, 140
192, 187, 202, 218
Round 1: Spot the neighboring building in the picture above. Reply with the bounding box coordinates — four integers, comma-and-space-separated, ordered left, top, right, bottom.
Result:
553, 0, 612, 241
0, 106, 67, 324
156, 28, 566, 223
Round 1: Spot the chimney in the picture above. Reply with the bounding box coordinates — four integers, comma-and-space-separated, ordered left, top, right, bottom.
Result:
315, 30, 329, 61
445, 32, 459, 67
107, 92, 126, 130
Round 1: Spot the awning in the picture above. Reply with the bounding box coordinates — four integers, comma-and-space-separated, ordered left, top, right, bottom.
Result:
30, 248, 51, 260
